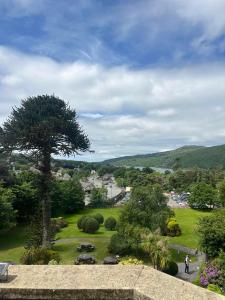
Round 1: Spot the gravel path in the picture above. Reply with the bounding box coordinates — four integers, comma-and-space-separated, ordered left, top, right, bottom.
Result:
170, 244, 206, 283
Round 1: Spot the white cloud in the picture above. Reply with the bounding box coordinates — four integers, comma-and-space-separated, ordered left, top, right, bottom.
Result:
1, 46, 225, 161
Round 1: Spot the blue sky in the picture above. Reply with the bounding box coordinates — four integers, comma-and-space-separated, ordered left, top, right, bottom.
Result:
1, 0, 225, 161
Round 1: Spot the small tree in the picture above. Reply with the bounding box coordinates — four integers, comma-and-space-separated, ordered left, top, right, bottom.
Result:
0, 185, 16, 230
0, 95, 90, 247
89, 187, 107, 208
188, 183, 217, 210
197, 209, 225, 258
142, 232, 171, 270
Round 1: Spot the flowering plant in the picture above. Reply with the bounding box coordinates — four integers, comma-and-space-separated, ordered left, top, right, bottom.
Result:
200, 265, 219, 287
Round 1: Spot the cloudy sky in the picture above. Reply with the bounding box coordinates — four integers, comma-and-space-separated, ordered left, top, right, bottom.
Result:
1, 0, 225, 161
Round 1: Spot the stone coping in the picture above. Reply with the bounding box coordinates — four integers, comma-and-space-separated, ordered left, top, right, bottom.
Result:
0, 265, 224, 300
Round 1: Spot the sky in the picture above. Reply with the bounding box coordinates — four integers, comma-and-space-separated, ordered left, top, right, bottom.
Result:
1, 0, 225, 161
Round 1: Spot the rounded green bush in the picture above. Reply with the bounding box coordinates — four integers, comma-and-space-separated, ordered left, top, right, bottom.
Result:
108, 233, 130, 255
77, 216, 89, 230
92, 213, 104, 225
20, 247, 60, 265
83, 217, 99, 234
162, 261, 178, 276
166, 218, 181, 237
104, 217, 117, 231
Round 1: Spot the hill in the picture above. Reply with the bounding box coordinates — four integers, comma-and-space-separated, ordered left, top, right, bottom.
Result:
103, 144, 225, 169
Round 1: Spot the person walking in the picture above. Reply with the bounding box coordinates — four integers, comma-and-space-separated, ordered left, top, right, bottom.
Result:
184, 255, 191, 274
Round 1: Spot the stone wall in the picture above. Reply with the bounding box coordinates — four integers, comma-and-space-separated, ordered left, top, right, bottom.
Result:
0, 265, 224, 300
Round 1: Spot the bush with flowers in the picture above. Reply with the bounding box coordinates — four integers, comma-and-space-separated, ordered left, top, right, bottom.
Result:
200, 256, 225, 295
119, 257, 144, 265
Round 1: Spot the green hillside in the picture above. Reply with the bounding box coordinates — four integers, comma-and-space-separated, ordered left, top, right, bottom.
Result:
104, 144, 225, 169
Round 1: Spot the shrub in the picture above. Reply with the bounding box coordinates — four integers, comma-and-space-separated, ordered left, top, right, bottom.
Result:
48, 259, 59, 265
162, 261, 178, 276
20, 247, 60, 265
166, 218, 181, 237
51, 217, 68, 237
104, 217, 117, 231
108, 233, 131, 255
119, 257, 143, 265
77, 216, 88, 230
83, 217, 99, 234
92, 213, 104, 225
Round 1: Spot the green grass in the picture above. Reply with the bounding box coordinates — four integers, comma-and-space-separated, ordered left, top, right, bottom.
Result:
0, 225, 27, 263
0, 207, 212, 264
170, 249, 196, 263
53, 238, 110, 264
168, 208, 212, 249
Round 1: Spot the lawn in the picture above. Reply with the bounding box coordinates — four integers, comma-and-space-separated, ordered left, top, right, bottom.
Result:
168, 208, 212, 249
0, 207, 212, 264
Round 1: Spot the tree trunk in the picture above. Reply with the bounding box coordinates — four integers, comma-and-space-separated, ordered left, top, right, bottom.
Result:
40, 150, 52, 248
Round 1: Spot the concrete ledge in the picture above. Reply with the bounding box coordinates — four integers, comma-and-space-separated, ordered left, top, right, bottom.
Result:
0, 265, 224, 300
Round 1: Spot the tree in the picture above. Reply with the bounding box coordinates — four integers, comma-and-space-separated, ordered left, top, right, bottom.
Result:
56, 180, 85, 214
13, 182, 38, 223
119, 184, 173, 233
0, 95, 90, 247
197, 209, 225, 258
89, 187, 108, 208
142, 232, 171, 270
218, 179, 225, 208
0, 185, 16, 230
188, 183, 218, 210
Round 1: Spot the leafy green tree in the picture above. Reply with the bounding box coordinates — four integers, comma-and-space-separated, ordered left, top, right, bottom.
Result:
119, 184, 173, 233
0, 95, 90, 247
58, 180, 85, 214
12, 182, 38, 223
218, 179, 225, 208
197, 209, 225, 258
89, 187, 108, 208
0, 185, 16, 230
188, 182, 218, 210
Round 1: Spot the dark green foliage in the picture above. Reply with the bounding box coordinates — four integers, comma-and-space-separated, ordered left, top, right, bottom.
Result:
218, 179, 225, 207
83, 217, 99, 234
0, 185, 16, 230
162, 261, 178, 276
20, 247, 60, 265
51, 179, 85, 215
120, 184, 173, 233
92, 213, 104, 224
188, 183, 218, 210
0, 95, 90, 247
12, 182, 38, 223
108, 233, 131, 255
197, 209, 225, 258
104, 216, 117, 231
77, 216, 88, 230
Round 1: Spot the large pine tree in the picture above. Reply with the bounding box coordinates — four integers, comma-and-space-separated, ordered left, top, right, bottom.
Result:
0, 95, 90, 247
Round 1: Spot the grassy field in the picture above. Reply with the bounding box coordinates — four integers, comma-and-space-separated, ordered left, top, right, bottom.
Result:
0, 207, 212, 264
168, 208, 212, 249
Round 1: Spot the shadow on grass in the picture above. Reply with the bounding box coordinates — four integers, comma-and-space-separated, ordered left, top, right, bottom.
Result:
0, 226, 27, 251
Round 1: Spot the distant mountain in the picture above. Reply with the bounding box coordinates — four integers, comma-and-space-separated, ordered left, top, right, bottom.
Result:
103, 144, 225, 169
